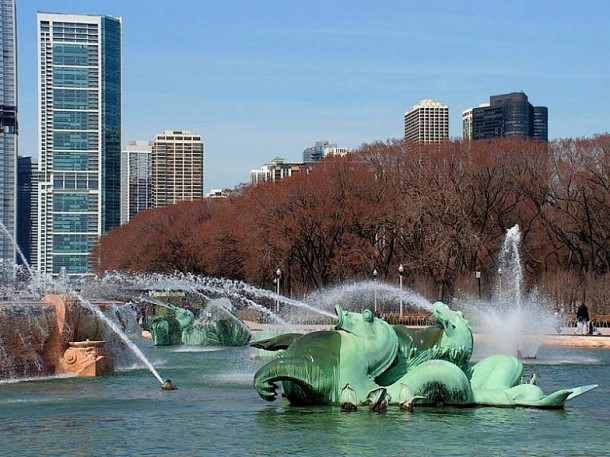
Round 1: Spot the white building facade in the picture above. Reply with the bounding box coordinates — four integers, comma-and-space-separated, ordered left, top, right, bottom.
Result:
404, 99, 449, 143
152, 130, 204, 207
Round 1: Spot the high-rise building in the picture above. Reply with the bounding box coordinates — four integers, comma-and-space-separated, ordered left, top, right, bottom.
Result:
461, 108, 473, 140
17, 156, 33, 266
37, 13, 122, 276
302, 141, 353, 163
152, 130, 204, 208
250, 158, 311, 184
0, 0, 17, 271
533, 106, 549, 142
464, 92, 548, 141
29, 161, 40, 270
121, 140, 152, 224
404, 99, 449, 143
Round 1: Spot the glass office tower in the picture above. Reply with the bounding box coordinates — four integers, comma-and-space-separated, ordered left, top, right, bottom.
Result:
467, 92, 548, 142
120, 140, 152, 224
37, 13, 121, 276
0, 0, 17, 272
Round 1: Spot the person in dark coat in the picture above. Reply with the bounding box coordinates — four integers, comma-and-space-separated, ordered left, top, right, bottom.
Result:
576, 304, 590, 335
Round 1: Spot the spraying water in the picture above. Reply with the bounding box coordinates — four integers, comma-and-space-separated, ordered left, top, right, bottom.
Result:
459, 224, 555, 359
0, 221, 36, 281
70, 291, 164, 384
498, 225, 523, 309
0, 227, 166, 384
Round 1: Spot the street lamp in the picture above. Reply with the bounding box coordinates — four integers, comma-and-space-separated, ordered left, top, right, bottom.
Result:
497, 267, 502, 297
275, 267, 282, 313
398, 264, 404, 318
373, 268, 378, 313
475, 270, 481, 299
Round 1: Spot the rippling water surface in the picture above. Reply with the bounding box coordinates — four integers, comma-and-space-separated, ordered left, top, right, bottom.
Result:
1, 344, 608, 456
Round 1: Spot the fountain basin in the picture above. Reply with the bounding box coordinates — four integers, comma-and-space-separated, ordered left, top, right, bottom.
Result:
0, 295, 128, 379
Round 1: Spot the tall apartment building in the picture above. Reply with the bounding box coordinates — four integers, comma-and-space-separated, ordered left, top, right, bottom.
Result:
463, 92, 548, 141
37, 13, 122, 276
302, 140, 353, 163
404, 99, 449, 143
462, 108, 474, 140
250, 158, 311, 184
152, 130, 204, 208
0, 0, 17, 271
121, 140, 152, 224
29, 161, 40, 270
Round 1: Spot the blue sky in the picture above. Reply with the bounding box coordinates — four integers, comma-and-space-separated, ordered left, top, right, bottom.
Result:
17, 0, 610, 192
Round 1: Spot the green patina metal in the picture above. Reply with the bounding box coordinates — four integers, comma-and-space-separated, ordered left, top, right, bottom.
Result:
252, 301, 598, 409
149, 305, 251, 347
182, 318, 252, 346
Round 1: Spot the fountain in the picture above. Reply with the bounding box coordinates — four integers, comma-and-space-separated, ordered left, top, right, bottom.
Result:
252, 302, 598, 408
0, 225, 167, 384
0, 227, 607, 455
459, 224, 556, 359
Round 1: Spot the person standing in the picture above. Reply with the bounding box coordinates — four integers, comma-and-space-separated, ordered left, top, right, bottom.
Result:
576, 303, 590, 335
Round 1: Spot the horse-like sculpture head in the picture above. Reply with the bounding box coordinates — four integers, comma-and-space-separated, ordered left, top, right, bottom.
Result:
432, 301, 474, 366
334, 305, 398, 379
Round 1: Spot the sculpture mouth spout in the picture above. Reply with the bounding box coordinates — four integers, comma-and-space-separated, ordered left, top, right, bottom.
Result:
162, 379, 177, 390
334, 305, 345, 331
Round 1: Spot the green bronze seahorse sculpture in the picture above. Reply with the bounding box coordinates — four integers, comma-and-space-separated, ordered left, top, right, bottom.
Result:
252, 302, 597, 409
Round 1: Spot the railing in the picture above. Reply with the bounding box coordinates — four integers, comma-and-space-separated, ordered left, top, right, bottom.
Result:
237, 309, 610, 329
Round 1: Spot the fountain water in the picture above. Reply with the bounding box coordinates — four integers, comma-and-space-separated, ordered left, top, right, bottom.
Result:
0, 221, 35, 280
302, 280, 433, 316
70, 291, 164, 384
460, 224, 556, 359
0, 228, 166, 383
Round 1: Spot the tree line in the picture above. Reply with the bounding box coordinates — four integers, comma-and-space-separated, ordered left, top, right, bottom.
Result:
94, 134, 610, 315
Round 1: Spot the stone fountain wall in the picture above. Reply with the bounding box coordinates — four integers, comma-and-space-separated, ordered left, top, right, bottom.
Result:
0, 295, 122, 379
0, 302, 57, 378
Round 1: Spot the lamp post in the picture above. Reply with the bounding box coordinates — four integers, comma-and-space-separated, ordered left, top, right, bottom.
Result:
398, 264, 404, 318
497, 267, 502, 298
475, 270, 481, 299
275, 267, 281, 313
373, 268, 378, 313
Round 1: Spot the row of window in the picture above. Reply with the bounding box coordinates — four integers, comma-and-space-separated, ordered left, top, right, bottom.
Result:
53, 213, 98, 232
53, 193, 98, 212
53, 173, 98, 190
53, 67, 98, 88
53, 88, 98, 110
52, 254, 90, 274
53, 152, 98, 171
53, 131, 99, 151
53, 111, 99, 130
52, 43, 98, 66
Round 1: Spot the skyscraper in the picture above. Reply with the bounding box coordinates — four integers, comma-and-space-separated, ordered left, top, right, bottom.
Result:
462, 108, 473, 140
464, 92, 548, 141
302, 141, 353, 163
17, 156, 33, 265
0, 0, 17, 271
152, 130, 204, 208
250, 157, 311, 184
404, 99, 449, 143
37, 13, 122, 276
121, 140, 152, 224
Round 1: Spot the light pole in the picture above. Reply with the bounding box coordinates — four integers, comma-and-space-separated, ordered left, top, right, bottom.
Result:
398, 264, 404, 318
275, 267, 281, 313
373, 268, 378, 313
475, 270, 481, 299
497, 267, 502, 298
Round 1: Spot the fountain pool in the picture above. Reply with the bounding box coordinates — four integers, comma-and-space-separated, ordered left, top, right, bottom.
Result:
0, 344, 607, 456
